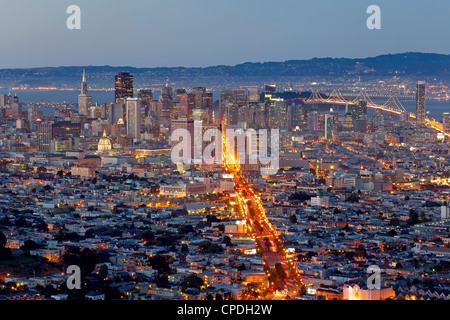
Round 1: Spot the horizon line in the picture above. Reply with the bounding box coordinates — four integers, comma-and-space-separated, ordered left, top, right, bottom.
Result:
1, 51, 449, 71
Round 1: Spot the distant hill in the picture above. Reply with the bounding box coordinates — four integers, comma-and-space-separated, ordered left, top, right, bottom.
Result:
0, 52, 449, 89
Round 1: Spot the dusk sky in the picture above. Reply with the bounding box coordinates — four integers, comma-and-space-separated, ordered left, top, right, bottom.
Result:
1, 0, 449, 68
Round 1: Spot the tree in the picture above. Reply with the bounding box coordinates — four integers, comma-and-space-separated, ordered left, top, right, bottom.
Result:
149, 255, 170, 274
36, 166, 47, 175
289, 214, 298, 224
20, 240, 40, 253
346, 194, 360, 203
198, 241, 223, 253
407, 209, 419, 225
288, 191, 311, 202
14, 216, 29, 228
0, 216, 12, 226
103, 228, 122, 237
237, 263, 246, 271
0, 232, 6, 247
389, 215, 400, 226
222, 235, 233, 247
98, 264, 108, 281
156, 232, 178, 247
34, 220, 48, 232
387, 229, 397, 237
180, 244, 189, 254
155, 274, 169, 288
178, 224, 195, 235
61, 247, 100, 277
181, 274, 204, 291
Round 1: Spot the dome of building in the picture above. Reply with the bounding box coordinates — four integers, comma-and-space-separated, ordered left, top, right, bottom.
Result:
98, 130, 112, 151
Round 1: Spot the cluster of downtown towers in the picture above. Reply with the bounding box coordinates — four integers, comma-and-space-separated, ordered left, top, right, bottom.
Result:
28, 70, 430, 154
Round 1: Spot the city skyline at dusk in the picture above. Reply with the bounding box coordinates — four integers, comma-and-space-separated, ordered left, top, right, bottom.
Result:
0, 0, 450, 312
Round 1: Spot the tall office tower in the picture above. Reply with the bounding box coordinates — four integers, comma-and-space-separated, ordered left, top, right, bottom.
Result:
247, 104, 257, 127
219, 101, 234, 126
264, 84, 276, 127
38, 121, 81, 152
233, 89, 247, 105
375, 108, 384, 127
354, 118, 368, 133
343, 112, 354, 131
37, 122, 53, 152
286, 103, 296, 130
247, 87, 260, 103
125, 98, 141, 139
325, 114, 333, 141
191, 87, 213, 123
270, 98, 286, 129
219, 90, 233, 124
170, 118, 195, 162
350, 101, 367, 121
173, 88, 187, 103
443, 112, 450, 131
307, 109, 319, 131
115, 71, 133, 103
108, 102, 125, 127
192, 87, 206, 109
158, 86, 173, 123
358, 100, 367, 117
318, 113, 326, 131
89, 104, 102, 119
290, 104, 305, 130
203, 92, 214, 123
28, 104, 39, 131
138, 89, 153, 121
78, 69, 93, 116
180, 93, 196, 119
10, 94, 22, 119
416, 81, 426, 124
0, 93, 12, 107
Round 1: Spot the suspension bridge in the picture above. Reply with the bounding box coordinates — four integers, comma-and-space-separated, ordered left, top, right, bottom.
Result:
305, 88, 449, 137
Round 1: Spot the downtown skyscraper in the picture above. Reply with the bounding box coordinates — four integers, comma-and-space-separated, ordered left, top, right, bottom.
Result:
115, 72, 134, 103
125, 98, 141, 139
416, 81, 426, 125
78, 69, 93, 116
